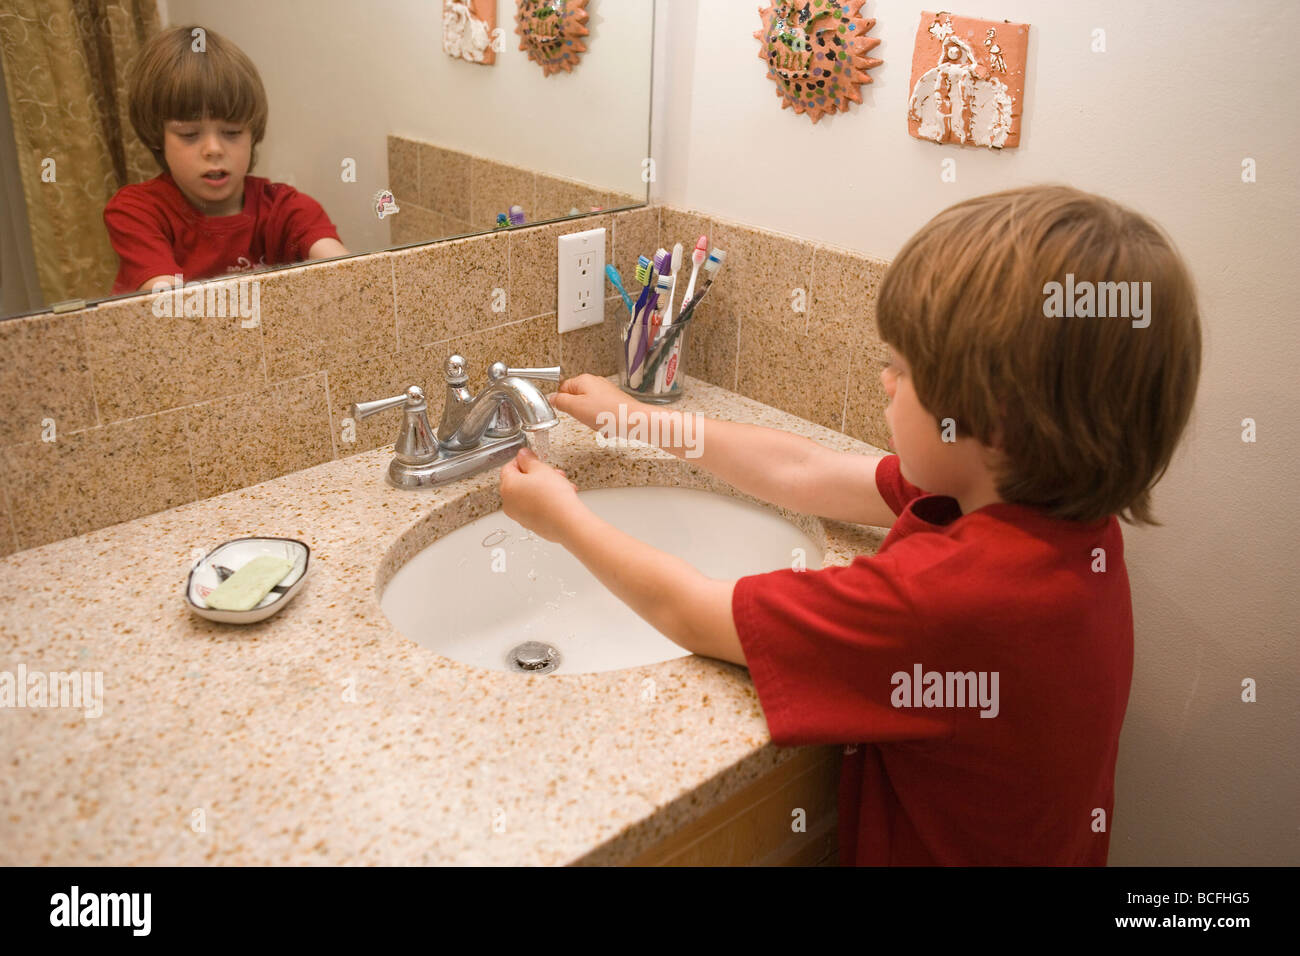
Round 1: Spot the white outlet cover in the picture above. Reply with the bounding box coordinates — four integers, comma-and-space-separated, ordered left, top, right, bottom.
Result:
557, 227, 606, 333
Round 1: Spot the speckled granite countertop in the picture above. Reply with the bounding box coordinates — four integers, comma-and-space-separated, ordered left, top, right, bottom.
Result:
0, 375, 887, 865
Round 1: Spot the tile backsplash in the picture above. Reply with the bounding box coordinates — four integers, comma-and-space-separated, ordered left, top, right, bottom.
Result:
386, 134, 644, 244
0, 202, 892, 557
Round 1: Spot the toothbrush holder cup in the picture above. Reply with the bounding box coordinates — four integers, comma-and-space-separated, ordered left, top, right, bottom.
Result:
619, 315, 691, 404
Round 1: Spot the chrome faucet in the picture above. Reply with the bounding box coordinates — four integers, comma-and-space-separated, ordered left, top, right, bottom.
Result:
351, 354, 561, 489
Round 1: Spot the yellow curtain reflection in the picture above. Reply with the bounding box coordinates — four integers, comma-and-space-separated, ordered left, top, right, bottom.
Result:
0, 0, 159, 304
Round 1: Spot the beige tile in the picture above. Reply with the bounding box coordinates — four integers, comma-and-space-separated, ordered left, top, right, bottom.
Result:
387, 201, 443, 247
660, 205, 816, 333
441, 215, 474, 238
0, 483, 17, 557
470, 157, 536, 230
611, 206, 658, 294
607, 190, 648, 209
184, 372, 335, 498
387, 135, 419, 207
843, 351, 892, 451
80, 289, 267, 422
736, 316, 850, 432
658, 208, 712, 262
392, 232, 510, 350
0, 408, 196, 550
0, 312, 98, 446
718, 222, 814, 330
324, 352, 408, 456
560, 297, 622, 378
534, 175, 608, 222
420, 143, 473, 219
809, 244, 890, 352
406, 314, 562, 406
508, 216, 613, 322
258, 254, 396, 381
682, 299, 739, 392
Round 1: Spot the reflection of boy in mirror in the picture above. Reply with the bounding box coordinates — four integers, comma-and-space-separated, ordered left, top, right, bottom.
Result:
104, 25, 350, 294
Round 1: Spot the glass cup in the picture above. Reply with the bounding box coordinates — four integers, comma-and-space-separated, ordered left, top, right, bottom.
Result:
619, 311, 690, 404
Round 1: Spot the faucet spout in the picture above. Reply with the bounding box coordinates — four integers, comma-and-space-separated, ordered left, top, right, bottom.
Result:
440, 376, 557, 449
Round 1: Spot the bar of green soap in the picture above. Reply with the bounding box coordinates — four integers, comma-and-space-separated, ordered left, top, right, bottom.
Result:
205, 555, 294, 611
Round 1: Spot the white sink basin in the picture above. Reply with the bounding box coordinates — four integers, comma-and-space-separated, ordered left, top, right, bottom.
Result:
380, 487, 824, 674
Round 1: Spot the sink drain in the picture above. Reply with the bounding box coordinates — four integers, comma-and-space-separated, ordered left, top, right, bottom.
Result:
508, 641, 561, 674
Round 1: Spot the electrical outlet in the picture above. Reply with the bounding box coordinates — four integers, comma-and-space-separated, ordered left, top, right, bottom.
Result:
557, 228, 606, 333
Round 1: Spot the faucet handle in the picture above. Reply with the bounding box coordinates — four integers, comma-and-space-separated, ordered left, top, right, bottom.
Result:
483, 362, 562, 439
488, 362, 562, 383
349, 386, 439, 467
351, 387, 421, 420
444, 354, 469, 386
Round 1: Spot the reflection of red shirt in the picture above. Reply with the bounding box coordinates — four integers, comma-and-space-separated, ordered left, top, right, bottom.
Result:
732, 454, 1132, 866
103, 172, 341, 293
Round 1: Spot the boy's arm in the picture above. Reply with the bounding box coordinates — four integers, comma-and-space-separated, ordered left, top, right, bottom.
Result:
560, 504, 745, 666
307, 237, 349, 260
137, 274, 178, 292
641, 405, 898, 528
104, 196, 181, 293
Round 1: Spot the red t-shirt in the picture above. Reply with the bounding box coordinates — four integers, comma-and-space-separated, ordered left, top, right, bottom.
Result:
732, 454, 1133, 866
103, 172, 341, 293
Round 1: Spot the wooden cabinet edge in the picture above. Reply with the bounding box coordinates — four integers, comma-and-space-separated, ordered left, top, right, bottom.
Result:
627, 744, 841, 866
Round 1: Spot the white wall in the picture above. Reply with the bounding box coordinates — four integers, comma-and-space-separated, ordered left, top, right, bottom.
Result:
652, 0, 1299, 865
163, 0, 654, 252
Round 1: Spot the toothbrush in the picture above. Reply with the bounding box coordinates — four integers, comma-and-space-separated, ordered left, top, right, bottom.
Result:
677, 236, 709, 316
606, 264, 634, 314
663, 246, 725, 390
632, 249, 671, 373
643, 248, 726, 387
662, 242, 684, 330
625, 256, 654, 375
632, 270, 671, 386
655, 235, 707, 391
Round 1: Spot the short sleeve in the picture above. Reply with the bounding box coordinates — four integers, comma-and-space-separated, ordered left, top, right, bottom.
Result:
103, 191, 181, 293
732, 559, 954, 747
876, 453, 928, 517
278, 187, 341, 260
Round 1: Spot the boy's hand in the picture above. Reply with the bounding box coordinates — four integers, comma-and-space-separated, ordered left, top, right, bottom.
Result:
549, 374, 640, 432
499, 446, 586, 542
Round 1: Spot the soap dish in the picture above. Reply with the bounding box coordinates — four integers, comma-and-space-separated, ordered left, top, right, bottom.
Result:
186, 537, 311, 624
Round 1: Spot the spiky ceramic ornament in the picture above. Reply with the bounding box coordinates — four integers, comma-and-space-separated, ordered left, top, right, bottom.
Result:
755, 0, 882, 123
515, 0, 590, 76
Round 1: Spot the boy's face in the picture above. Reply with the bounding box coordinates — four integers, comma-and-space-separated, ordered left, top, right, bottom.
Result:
162, 116, 251, 216
880, 344, 997, 501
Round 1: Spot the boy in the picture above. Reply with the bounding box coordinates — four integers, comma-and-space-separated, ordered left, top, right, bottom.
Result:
104, 25, 348, 294
499, 185, 1202, 865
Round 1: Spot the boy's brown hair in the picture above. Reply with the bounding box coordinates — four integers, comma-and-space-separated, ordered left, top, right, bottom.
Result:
127, 25, 268, 174
876, 184, 1201, 526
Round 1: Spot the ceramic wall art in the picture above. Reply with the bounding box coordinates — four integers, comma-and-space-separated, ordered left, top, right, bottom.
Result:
444, 0, 498, 65
907, 10, 1029, 149
755, 0, 882, 123
515, 0, 590, 76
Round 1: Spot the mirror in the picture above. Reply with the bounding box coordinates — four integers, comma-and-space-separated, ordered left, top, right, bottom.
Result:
0, 0, 654, 321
